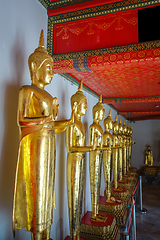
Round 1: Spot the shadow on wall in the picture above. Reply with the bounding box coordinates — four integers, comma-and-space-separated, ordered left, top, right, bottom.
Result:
83, 120, 88, 216
158, 141, 160, 164
0, 33, 25, 240
54, 89, 68, 240
152, 129, 160, 165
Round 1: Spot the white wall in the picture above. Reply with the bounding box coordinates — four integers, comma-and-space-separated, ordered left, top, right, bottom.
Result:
131, 120, 160, 170
0, 1, 48, 240
0, 1, 123, 240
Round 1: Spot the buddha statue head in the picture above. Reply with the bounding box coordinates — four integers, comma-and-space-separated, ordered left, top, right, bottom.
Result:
104, 109, 113, 131
126, 124, 130, 136
28, 30, 54, 88
118, 118, 123, 134
113, 115, 119, 133
92, 95, 105, 121
71, 80, 87, 116
130, 126, 133, 135
122, 120, 127, 135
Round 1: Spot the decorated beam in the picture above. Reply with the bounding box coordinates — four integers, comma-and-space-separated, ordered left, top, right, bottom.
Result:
38, 0, 160, 15
126, 115, 160, 121
103, 96, 160, 104
118, 110, 160, 115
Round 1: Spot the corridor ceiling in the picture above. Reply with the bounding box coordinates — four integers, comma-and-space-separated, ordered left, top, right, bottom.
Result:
39, 0, 160, 121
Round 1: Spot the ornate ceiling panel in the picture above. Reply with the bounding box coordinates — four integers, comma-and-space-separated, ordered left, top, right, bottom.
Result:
38, 0, 160, 121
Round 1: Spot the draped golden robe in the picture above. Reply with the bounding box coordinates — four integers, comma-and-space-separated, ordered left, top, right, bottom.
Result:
13, 86, 56, 233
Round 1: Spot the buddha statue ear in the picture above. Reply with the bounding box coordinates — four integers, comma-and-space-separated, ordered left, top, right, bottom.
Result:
31, 62, 38, 84
93, 110, 98, 120
73, 102, 78, 112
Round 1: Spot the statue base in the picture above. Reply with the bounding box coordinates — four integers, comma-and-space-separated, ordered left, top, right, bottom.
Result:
123, 174, 138, 184
129, 167, 137, 172
65, 237, 88, 240
127, 168, 138, 176
80, 211, 120, 240
141, 166, 160, 176
99, 196, 127, 226
111, 187, 131, 208
117, 179, 134, 193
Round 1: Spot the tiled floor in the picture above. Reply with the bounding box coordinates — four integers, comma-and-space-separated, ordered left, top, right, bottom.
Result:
136, 182, 160, 240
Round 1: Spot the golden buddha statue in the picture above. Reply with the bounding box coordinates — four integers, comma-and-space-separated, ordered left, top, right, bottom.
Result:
89, 95, 108, 222
128, 126, 132, 169
118, 119, 123, 181
103, 109, 113, 202
145, 146, 154, 166
66, 80, 96, 240
126, 125, 130, 173
122, 121, 127, 176
112, 115, 120, 189
129, 126, 136, 169
12, 30, 74, 240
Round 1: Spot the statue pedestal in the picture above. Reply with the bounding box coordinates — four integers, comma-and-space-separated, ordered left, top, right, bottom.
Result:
122, 174, 138, 189
141, 166, 160, 176
80, 211, 120, 240
129, 167, 137, 172
65, 237, 88, 240
117, 179, 134, 193
128, 168, 138, 176
111, 187, 131, 208
99, 196, 127, 226
141, 166, 160, 183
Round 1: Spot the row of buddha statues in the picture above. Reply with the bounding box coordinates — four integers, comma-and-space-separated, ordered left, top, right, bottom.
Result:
12, 30, 138, 240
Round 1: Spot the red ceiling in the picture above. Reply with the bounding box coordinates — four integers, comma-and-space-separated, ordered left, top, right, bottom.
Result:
38, 0, 160, 121
65, 50, 160, 99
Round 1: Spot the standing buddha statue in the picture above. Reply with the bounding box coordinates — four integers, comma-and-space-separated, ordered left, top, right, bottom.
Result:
66, 80, 96, 240
111, 118, 130, 209
89, 95, 107, 222
112, 115, 119, 189
12, 30, 74, 240
122, 121, 127, 176
145, 146, 154, 166
126, 125, 130, 173
117, 119, 123, 182
103, 109, 113, 202
123, 125, 137, 185
128, 126, 137, 172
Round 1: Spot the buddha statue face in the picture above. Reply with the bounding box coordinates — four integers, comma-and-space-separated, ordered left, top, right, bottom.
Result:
113, 115, 119, 133
104, 109, 113, 131
93, 107, 105, 121
130, 127, 133, 135
113, 122, 118, 132
36, 59, 53, 87
122, 121, 127, 134
118, 119, 123, 133
118, 123, 123, 133
99, 108, 105, 121
71, 80, 87, 117
77, 97, 87, 116
93, 95, 105, 122
127, 126, 130, 136
104, 119, 113, 131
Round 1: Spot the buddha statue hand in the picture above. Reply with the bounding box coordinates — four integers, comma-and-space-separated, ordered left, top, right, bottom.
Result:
52, 97, 59, 121
92, 133, 97, 151
119, 138, 122, 147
